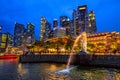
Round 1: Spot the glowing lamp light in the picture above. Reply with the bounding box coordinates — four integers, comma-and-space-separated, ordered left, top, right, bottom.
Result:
0, 54, 4, 56
61, 48, 65, 52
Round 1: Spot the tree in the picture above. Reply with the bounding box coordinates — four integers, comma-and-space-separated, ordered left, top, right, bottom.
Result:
29, 41, 44, 52
65, 36, 74, 53
55, 38, 65, 53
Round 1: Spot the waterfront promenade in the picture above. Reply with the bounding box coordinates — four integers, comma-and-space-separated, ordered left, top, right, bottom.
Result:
19, 54, 120, 69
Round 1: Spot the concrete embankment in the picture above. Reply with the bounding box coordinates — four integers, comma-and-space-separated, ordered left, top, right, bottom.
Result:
19, 54, 120, 69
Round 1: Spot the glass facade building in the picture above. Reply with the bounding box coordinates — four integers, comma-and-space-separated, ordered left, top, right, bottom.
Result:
14, 23, 25, 47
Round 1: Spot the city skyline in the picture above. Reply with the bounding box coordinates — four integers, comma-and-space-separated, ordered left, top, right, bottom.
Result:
0, 0, 120, 40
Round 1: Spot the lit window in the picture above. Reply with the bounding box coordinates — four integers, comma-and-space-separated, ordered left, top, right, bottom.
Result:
79, 7, 86, 10
89, 14, 92, 17
88, 18, 90, 21
1, 43, 6, 48
88, 23, 92, 27
2, 34, 7, 42
91, 17, 95, 20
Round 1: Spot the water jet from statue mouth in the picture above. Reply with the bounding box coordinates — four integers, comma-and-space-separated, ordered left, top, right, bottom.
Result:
67, 32, 87, 68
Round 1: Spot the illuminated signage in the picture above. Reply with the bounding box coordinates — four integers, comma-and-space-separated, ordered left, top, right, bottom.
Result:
79, 7, 86, 10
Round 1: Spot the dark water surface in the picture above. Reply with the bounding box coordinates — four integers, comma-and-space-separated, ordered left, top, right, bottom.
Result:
0, 59, 120, 80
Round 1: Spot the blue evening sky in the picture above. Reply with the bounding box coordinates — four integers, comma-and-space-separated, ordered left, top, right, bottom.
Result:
0, 0, 120, 40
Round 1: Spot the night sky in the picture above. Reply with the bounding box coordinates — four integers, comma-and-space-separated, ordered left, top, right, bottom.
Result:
0, 0, 120, 40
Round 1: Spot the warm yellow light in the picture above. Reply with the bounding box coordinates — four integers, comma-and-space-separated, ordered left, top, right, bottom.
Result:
61, 48, 65, 52
88, 23, 92, 27
91, 17, 95, 20
89, 13, 94, 17
1, 43, 6, 48
0, 54, 4, 56
89, 14, 92, 17
2, 34, 7, 42
79, 7, 86, 10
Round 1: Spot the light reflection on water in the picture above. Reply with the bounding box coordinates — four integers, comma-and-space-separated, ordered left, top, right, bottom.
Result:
0, 59, 120, 80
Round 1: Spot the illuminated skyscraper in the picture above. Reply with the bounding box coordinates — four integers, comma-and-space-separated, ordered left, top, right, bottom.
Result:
40, 17, 46, 41
60, 16, 70, 28
14, 23, 25, 46
53, 19, 58, 28
23, 23, 35, 46
72, 9, 77, 37
45, 21, 51, 40
88, 11, 97, 33
0, 33, 13, 52
60, 16, 71, 36
72, 5, 97, 36
0, 33, 8, 52
40, 17, 51, 41
77, 5, 88, 34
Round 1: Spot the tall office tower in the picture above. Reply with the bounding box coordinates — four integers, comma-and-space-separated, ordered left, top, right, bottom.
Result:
45, 21, 51, 40
77, 5, 88, 34
0, 33, 8, 52
0, 33, 13, 52
88, 11, 97, 33
69, 20, 76, 37
72, 9, 77, 37
72, 9, 79, 36
7, 34, 13, 46
70, 20, 74, 37
26, 23, 35, 45
60, 16, 71, 36
40, 17, 46, 41
60, 16, 70, 28
14, 23, 25, 47
53, 19, 58, 28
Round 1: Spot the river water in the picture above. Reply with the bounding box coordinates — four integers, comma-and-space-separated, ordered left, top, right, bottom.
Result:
0, 59, 120, 80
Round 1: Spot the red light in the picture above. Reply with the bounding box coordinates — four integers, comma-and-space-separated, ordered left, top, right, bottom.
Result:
0, 54, 18, 59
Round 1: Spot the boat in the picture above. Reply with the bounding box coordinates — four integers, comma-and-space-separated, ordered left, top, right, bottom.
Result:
0, 54, 18, 59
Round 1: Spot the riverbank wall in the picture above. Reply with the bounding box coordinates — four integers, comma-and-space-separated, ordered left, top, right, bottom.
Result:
19, 54, 120, 68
